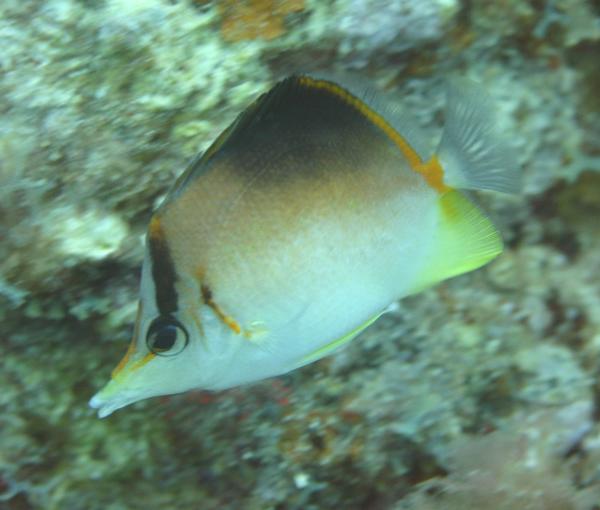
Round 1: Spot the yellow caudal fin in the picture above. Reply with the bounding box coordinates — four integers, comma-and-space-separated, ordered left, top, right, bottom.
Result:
413, 190, 503, 293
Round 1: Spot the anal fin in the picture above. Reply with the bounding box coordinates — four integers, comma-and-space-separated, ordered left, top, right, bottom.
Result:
300, 312, 383, 364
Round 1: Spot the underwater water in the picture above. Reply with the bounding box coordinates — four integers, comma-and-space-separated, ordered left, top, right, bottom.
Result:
2, 0, 600, 508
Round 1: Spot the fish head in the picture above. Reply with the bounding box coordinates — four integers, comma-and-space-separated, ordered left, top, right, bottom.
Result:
89, 245, 228, 418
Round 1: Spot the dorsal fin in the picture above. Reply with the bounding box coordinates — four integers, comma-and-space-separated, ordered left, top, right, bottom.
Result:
159, 75, 426, 207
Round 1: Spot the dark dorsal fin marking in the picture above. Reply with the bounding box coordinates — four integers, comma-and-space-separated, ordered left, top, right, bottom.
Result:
160, 74, 435, 206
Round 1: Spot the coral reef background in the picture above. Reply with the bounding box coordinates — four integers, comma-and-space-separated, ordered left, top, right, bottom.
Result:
1, 0, 600, 508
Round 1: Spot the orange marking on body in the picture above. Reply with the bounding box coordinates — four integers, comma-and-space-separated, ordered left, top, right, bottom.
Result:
223, 315, 242, 334
111, 342, 135, 379
298, 76, 450, 193
149, 215, 163, 240
201, 284, 242, 335
131, 352, 156, 371
111, 301, 144, 379
112, 350, 156, 379
416, 156, 451, 193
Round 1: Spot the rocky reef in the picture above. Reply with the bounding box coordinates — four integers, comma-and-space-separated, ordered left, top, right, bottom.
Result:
1, 0, 600, 508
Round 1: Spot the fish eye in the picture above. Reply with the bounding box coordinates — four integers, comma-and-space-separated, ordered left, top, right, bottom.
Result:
146, 316, 189, 356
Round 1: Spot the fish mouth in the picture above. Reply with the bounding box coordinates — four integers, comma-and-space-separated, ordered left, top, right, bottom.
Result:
89, 380, 141, 418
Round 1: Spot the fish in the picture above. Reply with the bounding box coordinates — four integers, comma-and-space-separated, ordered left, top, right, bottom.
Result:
89, 74, 519, 418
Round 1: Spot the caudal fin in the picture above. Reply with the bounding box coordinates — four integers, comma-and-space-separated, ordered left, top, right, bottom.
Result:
411, 190, 503, 293
437, 78, 521, 193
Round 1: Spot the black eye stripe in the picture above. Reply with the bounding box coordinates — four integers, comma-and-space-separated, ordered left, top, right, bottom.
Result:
148, 218, 179, 315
